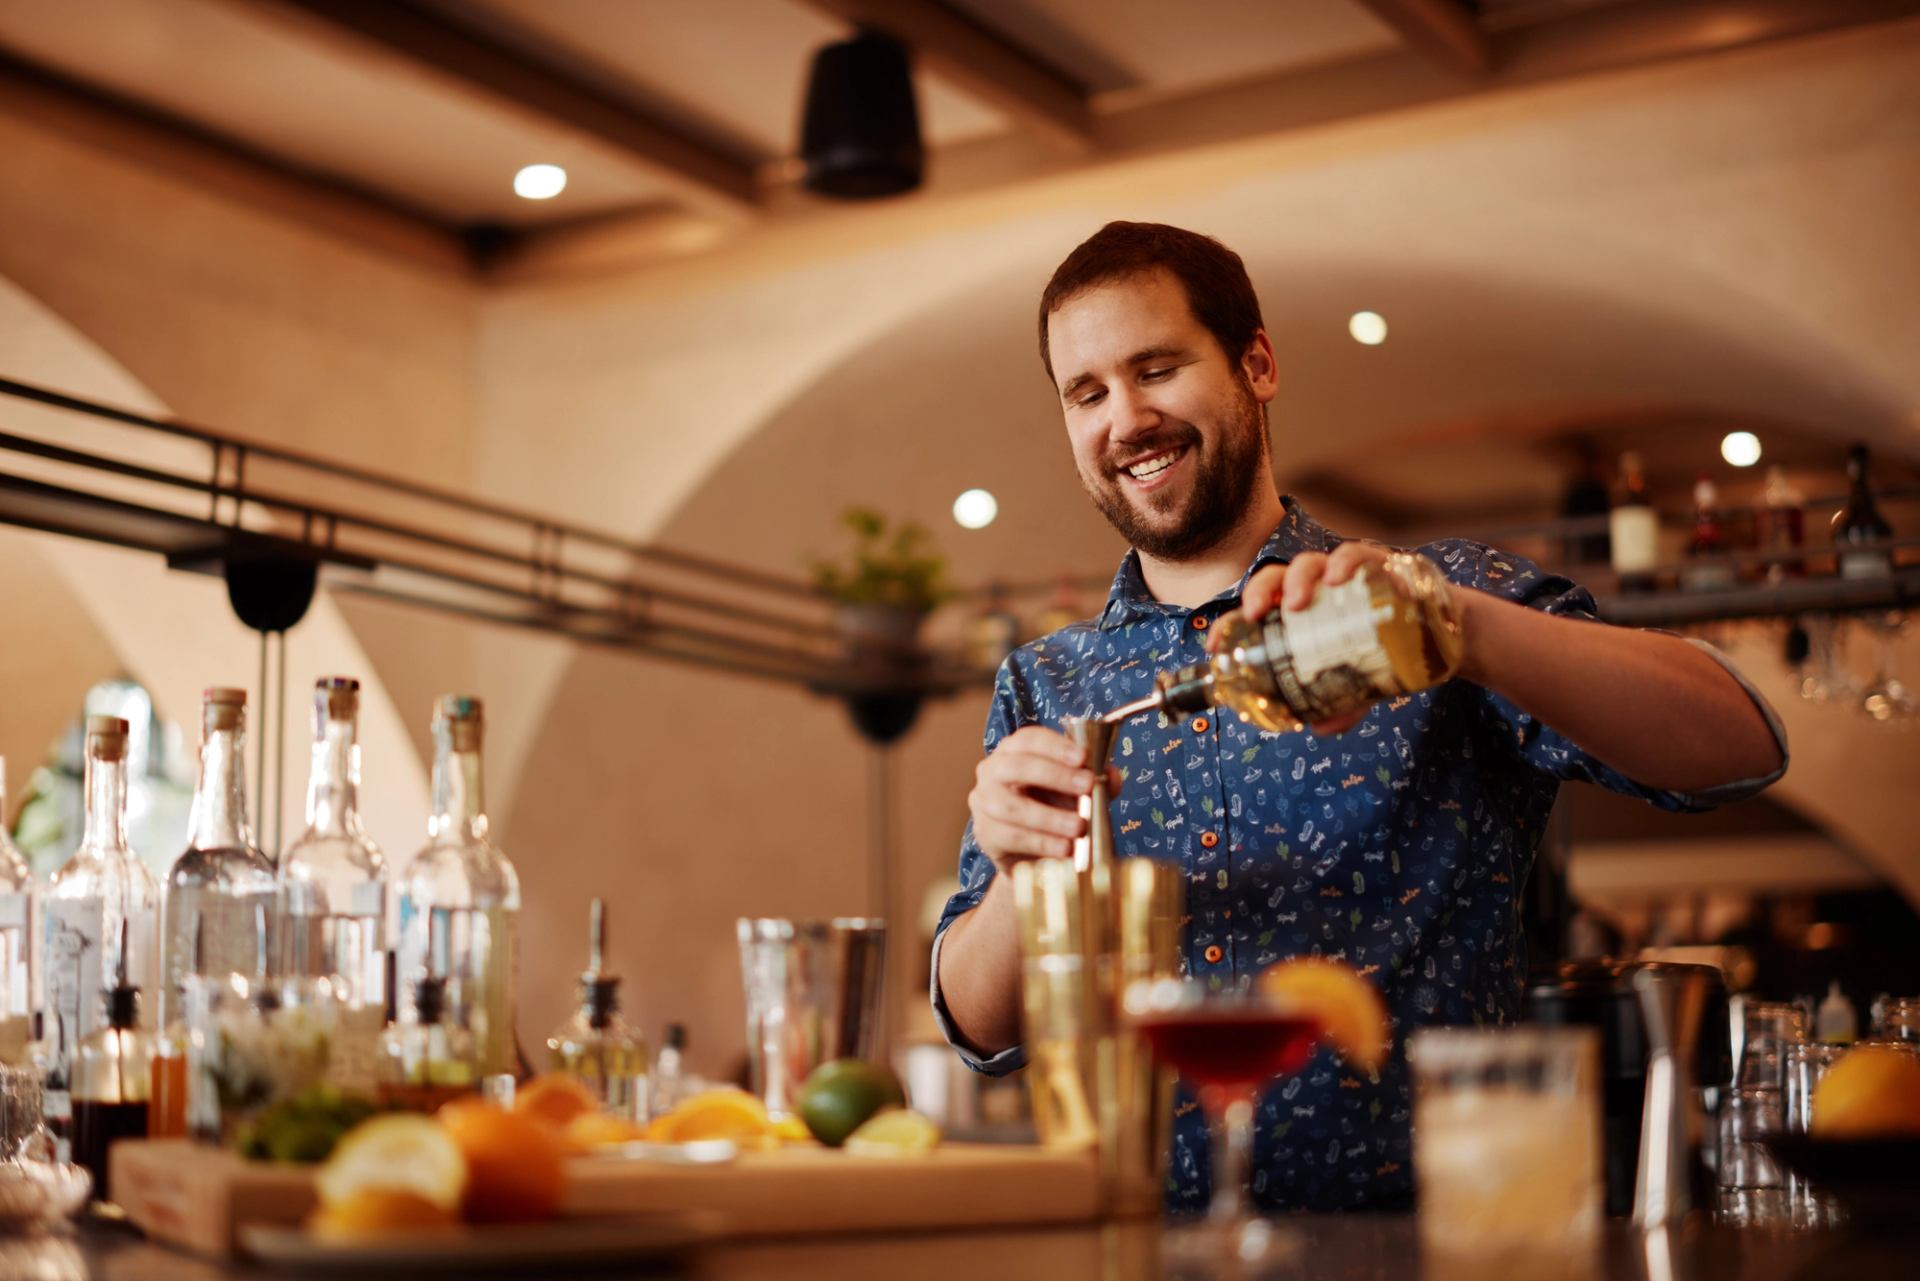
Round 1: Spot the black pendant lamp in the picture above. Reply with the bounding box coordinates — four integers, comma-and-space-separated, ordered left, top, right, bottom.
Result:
800, 29, 924, 198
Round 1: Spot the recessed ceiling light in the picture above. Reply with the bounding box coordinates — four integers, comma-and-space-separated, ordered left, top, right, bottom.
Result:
514, 164, 568, 200
1348, 311, 1387, 346
953, 489, 998, 530
1720, 431, 1762, 468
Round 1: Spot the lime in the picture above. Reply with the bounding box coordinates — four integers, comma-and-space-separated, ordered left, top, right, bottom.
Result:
844, 1108, 941, 1156
795, 1059, 907, 1148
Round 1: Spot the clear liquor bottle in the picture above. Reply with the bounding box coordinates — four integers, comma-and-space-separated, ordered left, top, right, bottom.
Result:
396, 697, 520, 1089
278, 677, 388, 1092
0, 757, 35, 1065
546, 899, 649, 1121
44, 716, 160, 1157
1127, 552, 1464, 733
161, 689, 277, 1028
1832, 442, 1895, 580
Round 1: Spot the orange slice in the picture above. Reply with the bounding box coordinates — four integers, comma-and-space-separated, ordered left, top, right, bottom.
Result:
648, 1089, 772, 1143
1257, 956, 1390, 1075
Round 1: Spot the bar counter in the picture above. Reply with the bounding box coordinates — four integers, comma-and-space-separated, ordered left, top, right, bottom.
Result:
21, 1214, 1913, 1280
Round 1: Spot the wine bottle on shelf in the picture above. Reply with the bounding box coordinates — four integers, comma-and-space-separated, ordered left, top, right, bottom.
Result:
0, 757, 34, 1067
395, 697, 520, 1097
278, 677, 388, 1093
44, 716, 160, 1161
1832, 443, 1895, 580
1608, 451, 1659, 594
1758, 466, 1805, 584
162, 689, 277, 1028
546, 898, 650, 1121
1679, 476, 1734, 592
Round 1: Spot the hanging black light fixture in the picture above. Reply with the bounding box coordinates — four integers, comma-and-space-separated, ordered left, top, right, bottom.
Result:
800, 28, 924, 198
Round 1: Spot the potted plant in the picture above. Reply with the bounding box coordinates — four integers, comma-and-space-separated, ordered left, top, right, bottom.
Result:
808, 506, 954, 661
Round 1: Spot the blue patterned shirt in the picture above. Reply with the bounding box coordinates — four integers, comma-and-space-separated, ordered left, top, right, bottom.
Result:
932, 497, 1786, 1212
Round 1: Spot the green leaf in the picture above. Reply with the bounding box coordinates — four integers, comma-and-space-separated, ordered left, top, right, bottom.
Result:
1150, 808, 1166, 829
1242, 747, 1260, 764
1349, 907, 1363, 929
1375, 766, 1391, 785
1200, 795, 1215, 816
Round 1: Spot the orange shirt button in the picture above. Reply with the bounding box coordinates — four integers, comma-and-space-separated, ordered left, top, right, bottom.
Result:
1199, 831, 1219, 849
1192, 716, 1210, 734
1191, 615, 1209, 631
1203, 945, 1224, 964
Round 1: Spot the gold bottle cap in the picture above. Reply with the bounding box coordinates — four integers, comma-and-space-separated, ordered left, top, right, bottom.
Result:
85, 715, 130, 761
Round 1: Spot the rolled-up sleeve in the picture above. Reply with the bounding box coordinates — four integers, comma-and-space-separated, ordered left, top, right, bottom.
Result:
1461, 545, 1788, 812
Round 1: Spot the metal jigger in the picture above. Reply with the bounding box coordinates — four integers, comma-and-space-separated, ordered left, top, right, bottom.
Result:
1631, 962, 1719, 1227
1011, 715, 1181, 1216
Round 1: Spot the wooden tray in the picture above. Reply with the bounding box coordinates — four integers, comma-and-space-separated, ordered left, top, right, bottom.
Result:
113, 1139, 1106, 1258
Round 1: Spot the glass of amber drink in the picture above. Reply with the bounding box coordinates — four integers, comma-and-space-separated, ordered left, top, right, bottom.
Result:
1127, 977, 1322, 1264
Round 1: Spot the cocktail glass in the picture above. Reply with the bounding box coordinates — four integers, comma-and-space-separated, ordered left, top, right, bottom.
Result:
1126, 977, 1321, 1266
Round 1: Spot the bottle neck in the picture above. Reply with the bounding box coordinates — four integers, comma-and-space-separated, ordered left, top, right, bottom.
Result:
81, 750, 132, 855
186, 725, 253, 852
429, 745, 487, 844
306, 717, 363, 837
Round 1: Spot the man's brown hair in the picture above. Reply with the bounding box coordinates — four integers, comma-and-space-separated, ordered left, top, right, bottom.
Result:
1037, 221, 1265, 384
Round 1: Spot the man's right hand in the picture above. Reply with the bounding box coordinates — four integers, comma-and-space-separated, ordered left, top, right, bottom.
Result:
967, 725, 1100, 871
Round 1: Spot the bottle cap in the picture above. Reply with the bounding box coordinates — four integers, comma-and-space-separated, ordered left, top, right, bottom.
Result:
414, 974, 449, 1026
434, 695, 484, 751
664, 1023, 687, 1051
583, 975, 622, 1032
316, 677, 360, 723
204, 687, 246, 732
85, 716, 130, 762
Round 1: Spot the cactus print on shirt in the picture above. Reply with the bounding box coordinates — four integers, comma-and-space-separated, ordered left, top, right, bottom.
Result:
931, 497, 1784, 1213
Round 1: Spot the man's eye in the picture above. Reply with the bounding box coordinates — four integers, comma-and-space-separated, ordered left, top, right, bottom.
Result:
1074, 389, 1107, 407
1141, 367, 1173, 382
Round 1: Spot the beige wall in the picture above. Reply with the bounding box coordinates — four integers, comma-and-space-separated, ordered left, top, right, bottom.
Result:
2, 20, 1917, 1078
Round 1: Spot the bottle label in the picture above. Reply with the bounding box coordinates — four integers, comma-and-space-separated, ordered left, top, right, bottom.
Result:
45, 899, 105, 1055
1610, 508, 1659, 574
1259, 577, 1398, 724
1840, 550, 1893, 581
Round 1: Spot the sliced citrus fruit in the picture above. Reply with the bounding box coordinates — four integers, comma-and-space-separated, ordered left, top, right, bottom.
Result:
843, 1108, 940, 1156
314, 1114, 467, 1213
771, 1114, 816, 1145
796, 1059, 907, 1147
1257, 956, 1390, 1075
1812, 1045, 1920, 1137
513, 1072, 599, 1131
308, 1188, 460, 1241
437, 1099, 568, 1224
649, 1089, 772, 1143
566, 1111, 651, 1150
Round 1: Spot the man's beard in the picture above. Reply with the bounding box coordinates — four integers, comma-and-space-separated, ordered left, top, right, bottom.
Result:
1079, 385, 1270, 562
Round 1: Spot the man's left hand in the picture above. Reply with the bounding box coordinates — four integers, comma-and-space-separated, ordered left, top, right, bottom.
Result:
1225, 541, 1433, 737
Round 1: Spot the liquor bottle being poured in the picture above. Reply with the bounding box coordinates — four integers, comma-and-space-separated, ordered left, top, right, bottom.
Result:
1103, 551, 1465, 732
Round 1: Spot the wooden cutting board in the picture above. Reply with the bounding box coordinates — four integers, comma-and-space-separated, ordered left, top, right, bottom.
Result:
565, 1143, 1105, 1237
112, 1139, 1107, 1259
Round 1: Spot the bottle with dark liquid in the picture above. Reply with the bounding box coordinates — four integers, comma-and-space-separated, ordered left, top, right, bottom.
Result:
72, 925, 150, 1204
1758, 466, 1805, 584
1679, 476, 1734, 592
1832, 443, 1895, 580
1609, 452, 1659, 593
1115, 553, 1463, 732
377, 970, 476, 1114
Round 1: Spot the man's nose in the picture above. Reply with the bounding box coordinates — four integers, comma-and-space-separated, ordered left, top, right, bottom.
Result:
1107, 383, 1161, 441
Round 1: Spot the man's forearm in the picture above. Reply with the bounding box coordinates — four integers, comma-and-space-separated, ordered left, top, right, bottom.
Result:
1455, 589, 1783, 793
935, 875, 1025, 1056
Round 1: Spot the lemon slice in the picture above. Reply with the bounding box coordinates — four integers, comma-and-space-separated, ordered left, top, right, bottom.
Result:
315, 1114, 468, 1212
1257, 956, 1391, 1075
843, 1108, 940, 1156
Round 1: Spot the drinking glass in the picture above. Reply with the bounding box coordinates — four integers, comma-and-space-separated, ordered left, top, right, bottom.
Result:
1735, 1001, 1808, 1090
1860, 612, 1916, 721
1717, 1086, 1789, 1227
1126, 977, 1321, 1266
1408, 1026, 1602, 1274
1783, 1042, 1847, 1228
1798, 616, 1857, 703
1881, 998, 1920, 1042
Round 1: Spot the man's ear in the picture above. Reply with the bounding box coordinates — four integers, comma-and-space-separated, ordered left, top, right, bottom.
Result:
1240, 330, 1279, 403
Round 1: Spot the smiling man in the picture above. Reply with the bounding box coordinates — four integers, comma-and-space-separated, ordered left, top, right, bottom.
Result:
931, 221, 1787, 1212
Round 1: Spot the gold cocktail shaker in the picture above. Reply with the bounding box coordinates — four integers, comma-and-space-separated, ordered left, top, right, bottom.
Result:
1011, 716, 1182, 1215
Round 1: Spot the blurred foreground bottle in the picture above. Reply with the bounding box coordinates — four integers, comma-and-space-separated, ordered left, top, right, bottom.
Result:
45, 716, 160, 1160
396, 697, 520, 1094
1832, 443, 1894, 580
1609, 452, 1659, 593
278, 677, 387, 1092
0, 758, 34, 1065
72, 922, 149, 1203
1123, 553, 1463, 732
547, 898, 649, 1120
163, 689, 277, 1028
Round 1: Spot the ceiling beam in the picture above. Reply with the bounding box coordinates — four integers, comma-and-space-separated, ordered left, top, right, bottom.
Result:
240, 0, 761, 216
796, 0, 1095, 154
0, 49, 470, 275
1353, 0, 1493, 76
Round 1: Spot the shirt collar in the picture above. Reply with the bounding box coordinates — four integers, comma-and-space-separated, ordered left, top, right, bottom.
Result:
1098, 495, 1340, 628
